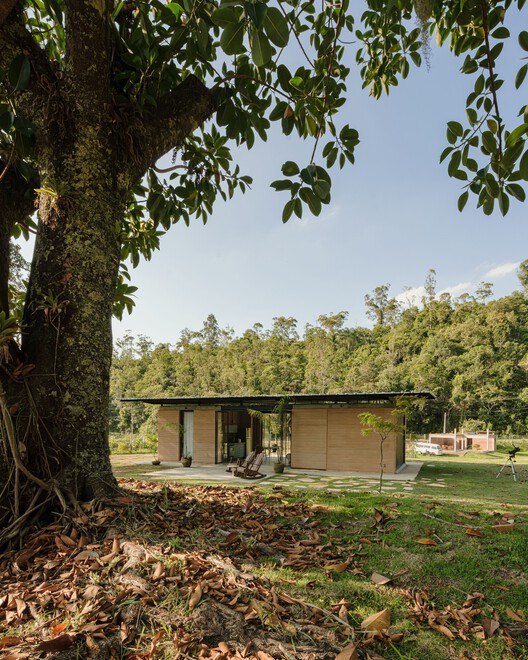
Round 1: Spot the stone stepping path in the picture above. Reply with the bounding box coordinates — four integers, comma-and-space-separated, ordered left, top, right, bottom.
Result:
263, 472, 449, 494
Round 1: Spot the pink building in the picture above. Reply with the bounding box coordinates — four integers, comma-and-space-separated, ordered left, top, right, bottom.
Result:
428, 430, 496, 452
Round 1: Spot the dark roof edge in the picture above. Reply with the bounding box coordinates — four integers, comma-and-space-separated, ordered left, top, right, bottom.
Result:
120, 391, 435, 406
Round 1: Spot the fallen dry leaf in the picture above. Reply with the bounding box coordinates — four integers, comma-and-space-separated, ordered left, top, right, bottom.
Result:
506, 607, 525, 622
465, 528, 484, 537
482, 618, 500, 637
188, 582, 202, 609
361, 607, 391, 634
52, 622, 68, 637
35, 634, 76, 653
416, 538, 437, 546
335, 641, 358, 660
428, 622, 455, 640
323, 561, 349, 573
492, 524, 516, 533
0, 638, 22, 650
256, 652, 276, 660
371, 571, 392, 585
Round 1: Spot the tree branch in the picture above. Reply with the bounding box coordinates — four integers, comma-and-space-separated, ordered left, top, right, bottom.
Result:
130, 75, 217, 181
63, 0, 113, 119
0, 0, 17, 26
0, 6, 58, 131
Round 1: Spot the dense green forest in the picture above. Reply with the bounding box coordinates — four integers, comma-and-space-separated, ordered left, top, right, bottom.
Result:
111, 268, 528, 440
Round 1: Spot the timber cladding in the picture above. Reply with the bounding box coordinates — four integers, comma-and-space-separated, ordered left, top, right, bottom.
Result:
158, 408, 181, 461
291, 408, 328, 470
193, 409, 216, 464
292, 406, 398, 473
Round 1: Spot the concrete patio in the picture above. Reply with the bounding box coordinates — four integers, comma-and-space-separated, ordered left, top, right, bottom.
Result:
143, 460, 424, 484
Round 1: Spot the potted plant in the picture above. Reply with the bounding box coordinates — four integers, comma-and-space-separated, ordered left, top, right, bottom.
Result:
272, 396, 289, 474
273, 460, 285, 474
152, 454, 161, 466
178, 422, 192, 467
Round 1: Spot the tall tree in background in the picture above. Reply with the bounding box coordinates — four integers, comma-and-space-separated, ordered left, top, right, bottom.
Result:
1, 0, 527, 540
364, 284, 400, 328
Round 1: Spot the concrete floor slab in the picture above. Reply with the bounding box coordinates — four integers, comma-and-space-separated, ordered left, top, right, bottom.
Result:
142, 460, 424, 484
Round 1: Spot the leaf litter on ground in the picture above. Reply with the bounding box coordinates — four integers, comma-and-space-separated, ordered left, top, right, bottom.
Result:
0, 480, 526, 658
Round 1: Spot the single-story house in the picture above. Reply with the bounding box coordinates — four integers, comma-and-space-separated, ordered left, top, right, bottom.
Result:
428, 430, 496, 452
122, 391, 433, 474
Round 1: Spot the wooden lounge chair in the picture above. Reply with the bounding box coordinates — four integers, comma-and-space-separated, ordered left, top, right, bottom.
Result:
226, 449, 256, 473
233, 451, 265, 479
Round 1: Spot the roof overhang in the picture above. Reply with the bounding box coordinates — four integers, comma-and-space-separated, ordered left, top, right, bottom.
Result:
120, 391, 434, 413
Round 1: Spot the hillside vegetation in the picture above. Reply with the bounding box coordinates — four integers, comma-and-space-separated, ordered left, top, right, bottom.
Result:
112, 269, 528, 438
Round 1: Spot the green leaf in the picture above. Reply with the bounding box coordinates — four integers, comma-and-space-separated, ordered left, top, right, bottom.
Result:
8, 55, 31, 92
516, 64, 528, 89
314, 180, 331, 199
289, 76, 303, 89
498, 190, 509, 216
244, 1, 267, 28
519, 150, 528, 180
293, 197, 302, 218
481, 131, 497, 154
263, 7, 289, 47
440, 146, 454, 163
506, 124, 528, 149
474, 74, 485, 95
458, 190, 469, 212
487, 119, 498, 134
300, 165, 316, 185
299, 187, 321, 215
491, 27, 509, 39
271, 179, 293, 191
483, 195, 494, 215
211, 6, 240, 27
282, 199, 295, 223
251, 30, 272, 66
269, 102, 287, 121
220, 23, 245, 55
506, 183, 526, 201
448, 150, 461, 176
281, 161, 300, 176
519, 31, 528, 52
447, 121, 463, 138
166, 2, 183, 19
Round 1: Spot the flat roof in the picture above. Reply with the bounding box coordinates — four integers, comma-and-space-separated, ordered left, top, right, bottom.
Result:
121, 391, 434, 412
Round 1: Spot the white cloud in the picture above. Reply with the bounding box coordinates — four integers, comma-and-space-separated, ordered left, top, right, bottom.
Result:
482, 262, 520, 280
396, 286, 424, 308
439, 282, 471, 297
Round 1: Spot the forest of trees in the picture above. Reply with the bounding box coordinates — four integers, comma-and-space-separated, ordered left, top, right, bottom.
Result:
112, 267, 528, 440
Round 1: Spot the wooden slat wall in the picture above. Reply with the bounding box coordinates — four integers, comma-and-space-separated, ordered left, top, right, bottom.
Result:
291, 408, 327, 469
157, 408, 181, 461
193, 409, 217, 464
327, 406, 397, 473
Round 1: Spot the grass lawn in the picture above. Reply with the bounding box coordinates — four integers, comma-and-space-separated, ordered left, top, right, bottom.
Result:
107, 449, 528, 658
2, 451, 526, 659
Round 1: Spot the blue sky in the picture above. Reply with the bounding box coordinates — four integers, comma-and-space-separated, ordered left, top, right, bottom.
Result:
112, 27, 527, 345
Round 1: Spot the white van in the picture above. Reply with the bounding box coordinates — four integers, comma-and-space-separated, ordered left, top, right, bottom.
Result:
414, 441, 443, 456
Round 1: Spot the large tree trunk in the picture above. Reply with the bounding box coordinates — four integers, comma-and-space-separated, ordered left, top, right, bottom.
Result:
0, 0, 216, 542
21, 132, 125, 500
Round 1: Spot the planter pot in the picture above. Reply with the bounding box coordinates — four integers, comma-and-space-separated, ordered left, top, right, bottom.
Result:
181, 457, 192, 468
152, 460, 161, 465
273, 462, 285, 474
